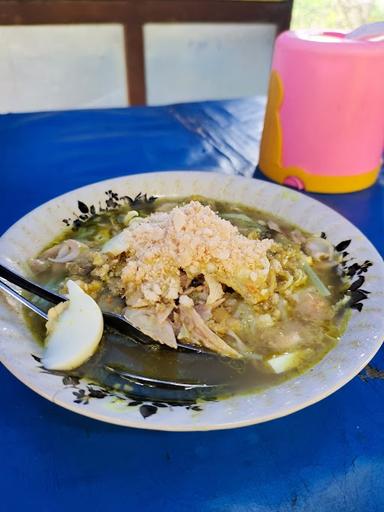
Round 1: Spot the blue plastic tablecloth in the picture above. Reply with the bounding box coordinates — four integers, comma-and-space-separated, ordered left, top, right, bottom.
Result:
1, 99, 383, 512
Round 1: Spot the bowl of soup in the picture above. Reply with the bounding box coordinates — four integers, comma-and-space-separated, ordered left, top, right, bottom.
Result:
0, 172, 383, 430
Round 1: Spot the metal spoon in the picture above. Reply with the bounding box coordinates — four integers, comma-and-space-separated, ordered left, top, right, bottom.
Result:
0, 279, 48, 320
0, 277, 225, 391
345, 22, 384, 41
0, 263, 222, 356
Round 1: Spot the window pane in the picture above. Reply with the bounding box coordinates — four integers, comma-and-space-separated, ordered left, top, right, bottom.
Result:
144, 23, 276, 105
0, 24, 127, 113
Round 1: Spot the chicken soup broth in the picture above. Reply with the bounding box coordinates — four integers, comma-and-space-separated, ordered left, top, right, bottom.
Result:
25, 196, 350, 400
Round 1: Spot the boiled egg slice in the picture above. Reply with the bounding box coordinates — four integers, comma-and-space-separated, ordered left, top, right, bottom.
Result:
42, 280, 103, 371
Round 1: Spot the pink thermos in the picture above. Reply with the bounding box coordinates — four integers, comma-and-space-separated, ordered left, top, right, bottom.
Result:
259, 29, 384, 193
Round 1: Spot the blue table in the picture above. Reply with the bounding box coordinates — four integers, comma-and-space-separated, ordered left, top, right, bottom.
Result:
1, 99, 383, 512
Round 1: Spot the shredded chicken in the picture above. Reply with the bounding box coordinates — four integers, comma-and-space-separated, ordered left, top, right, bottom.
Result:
124, 307, 177, 348
178, 295, 240, 358
205, 275, 224, 305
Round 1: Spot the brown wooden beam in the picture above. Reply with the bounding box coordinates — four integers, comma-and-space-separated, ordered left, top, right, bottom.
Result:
124, 23, 146, 105
0, 1, 292, 26
140, 0, 292, 25
0, 2, 131, 24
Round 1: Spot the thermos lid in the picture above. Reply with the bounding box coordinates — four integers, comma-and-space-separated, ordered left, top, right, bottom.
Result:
278, 29, 384, 55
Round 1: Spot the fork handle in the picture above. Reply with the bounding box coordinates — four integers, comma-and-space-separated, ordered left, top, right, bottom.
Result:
0, 264, 65, 305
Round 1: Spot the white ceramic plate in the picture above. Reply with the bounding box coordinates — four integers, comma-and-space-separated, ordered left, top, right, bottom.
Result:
1, 172, 383, 431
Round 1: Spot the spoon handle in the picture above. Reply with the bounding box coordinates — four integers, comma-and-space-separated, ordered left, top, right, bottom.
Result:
0, 279, 48, 320
0, 264, 64, 305
345, 21, 384, 40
